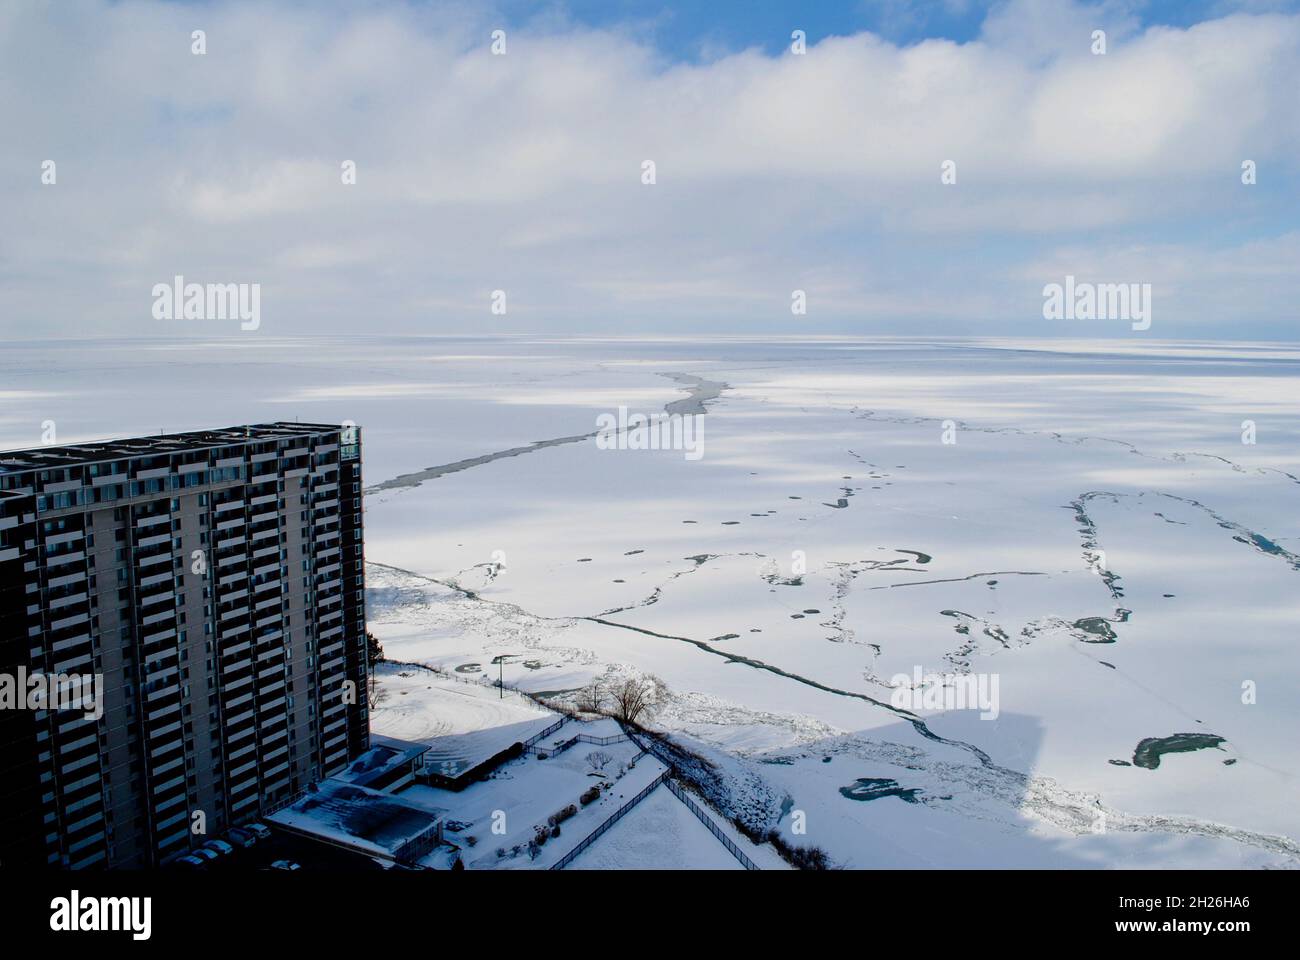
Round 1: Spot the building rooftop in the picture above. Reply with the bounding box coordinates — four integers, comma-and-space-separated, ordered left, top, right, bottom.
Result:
269, 779, 440, 862
336, 736, 431, 790
0, 422, 349, 473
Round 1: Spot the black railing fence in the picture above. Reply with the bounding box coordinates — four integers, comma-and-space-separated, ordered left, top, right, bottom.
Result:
525, 731, 630, 757
663, 778, 759, 870
521, 718, 566, 749
621, 724, 762, 870
549, 770, 670, 870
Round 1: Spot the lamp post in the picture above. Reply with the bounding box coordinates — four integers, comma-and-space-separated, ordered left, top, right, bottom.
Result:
490, 654, 522, 699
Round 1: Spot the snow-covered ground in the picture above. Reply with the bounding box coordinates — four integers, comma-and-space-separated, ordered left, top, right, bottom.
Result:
369, 662, 557, 777
568, 787, 743, 870
6, 336, 1298, 868
368, 669, 781, 868
394, 716, 670, 869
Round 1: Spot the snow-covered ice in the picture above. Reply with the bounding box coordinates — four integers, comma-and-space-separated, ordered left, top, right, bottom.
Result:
6, 335, 1298, 868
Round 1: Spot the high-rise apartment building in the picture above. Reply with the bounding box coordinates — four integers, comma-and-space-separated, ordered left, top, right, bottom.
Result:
0, 423, 368, 868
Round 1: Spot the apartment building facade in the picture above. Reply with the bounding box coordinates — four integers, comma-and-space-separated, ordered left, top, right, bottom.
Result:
0, 423, 368, 868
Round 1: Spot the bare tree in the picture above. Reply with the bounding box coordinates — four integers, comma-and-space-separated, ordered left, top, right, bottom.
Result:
577, 677, 606, 714
368, 669, 387, 711
611, 675, 661, 725
585, 750, 613, 775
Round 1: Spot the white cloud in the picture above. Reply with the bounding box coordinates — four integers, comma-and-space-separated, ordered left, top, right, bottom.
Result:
1, 0, 1298, 339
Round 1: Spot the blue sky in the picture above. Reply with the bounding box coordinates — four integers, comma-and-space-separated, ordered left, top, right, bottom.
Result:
492, 0, 1300, 58
490, 0, 989, 56
3, 0, 1300, 339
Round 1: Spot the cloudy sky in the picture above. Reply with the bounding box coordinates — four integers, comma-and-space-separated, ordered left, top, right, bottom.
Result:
3, 0, 1299, 340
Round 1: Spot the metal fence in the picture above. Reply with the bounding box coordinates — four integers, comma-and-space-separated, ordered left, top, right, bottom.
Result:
521, 718, 566, 749
622, 727, 672, 767
663, 778, 759, 871
261, 787, 307, 818
549, 770, 670, 870
525, 731, 630, 757
621, 726, 762, 870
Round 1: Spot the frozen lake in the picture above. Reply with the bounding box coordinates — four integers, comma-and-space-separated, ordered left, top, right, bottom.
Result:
4, 335, 1299, 868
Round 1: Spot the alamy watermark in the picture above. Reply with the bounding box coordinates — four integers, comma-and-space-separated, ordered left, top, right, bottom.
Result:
595, 407, 704, 461
889, 666, 1000, 720
0, 668, 103, 720
50, 891, 150, 940
152, 275, 260, 330
1043, 275, 1151, 331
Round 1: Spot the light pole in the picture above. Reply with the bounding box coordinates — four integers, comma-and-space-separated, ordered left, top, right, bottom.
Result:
491, 654, 522, 698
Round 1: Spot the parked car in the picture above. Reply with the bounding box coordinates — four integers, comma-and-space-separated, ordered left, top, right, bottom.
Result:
270, 860, 300, 871
227, 828, 257, 849
175, 855, 206, 869
203, 839, 235, 856
246, 823, 273, 841
193, 848, 220, 862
